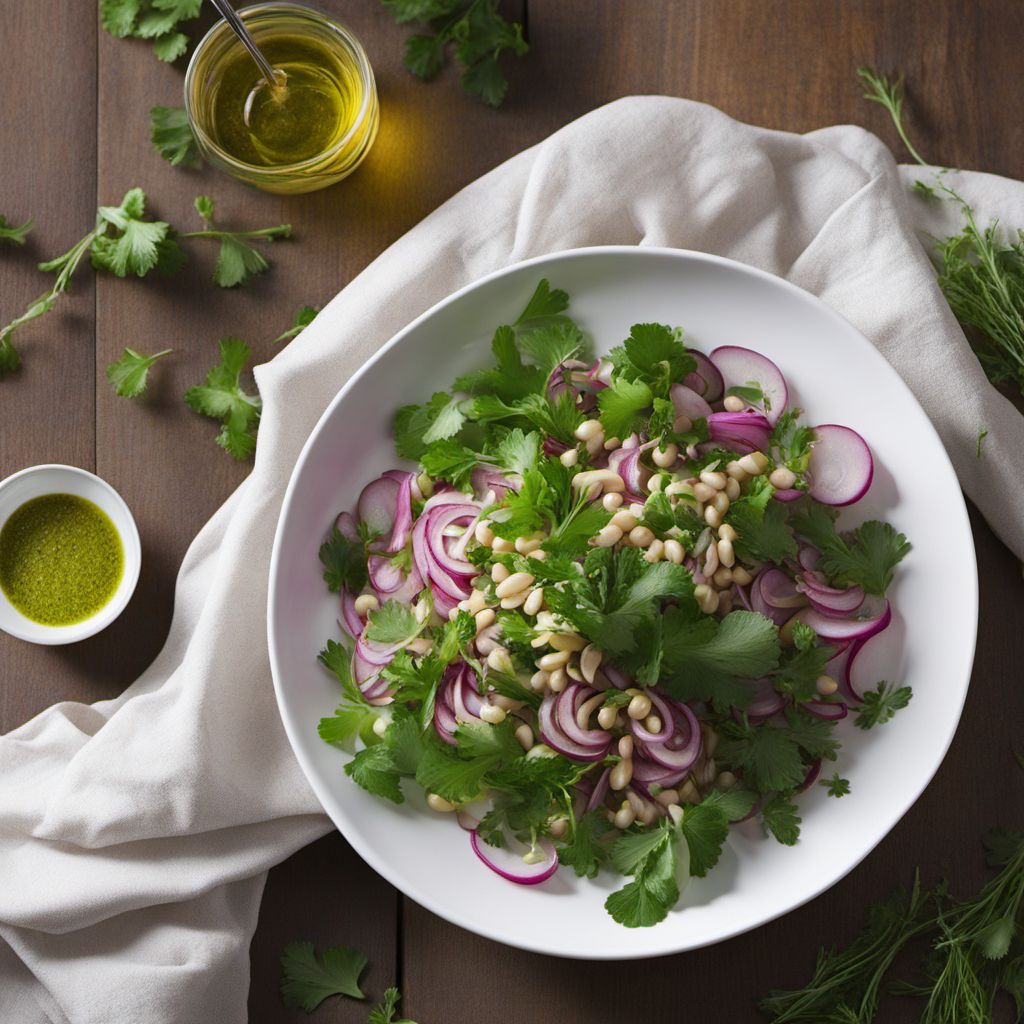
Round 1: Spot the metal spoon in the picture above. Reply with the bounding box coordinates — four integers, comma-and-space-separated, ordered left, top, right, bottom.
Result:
207, 0, 282, 91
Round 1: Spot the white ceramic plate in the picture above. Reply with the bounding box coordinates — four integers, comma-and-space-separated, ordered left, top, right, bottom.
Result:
268, 247, 977, 959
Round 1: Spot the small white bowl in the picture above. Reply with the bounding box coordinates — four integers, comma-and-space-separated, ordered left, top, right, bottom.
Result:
0, 465, 141, 645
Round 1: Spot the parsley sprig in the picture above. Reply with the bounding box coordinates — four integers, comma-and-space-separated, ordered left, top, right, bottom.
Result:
0, 215, 32, 246
100, 0, 201, 63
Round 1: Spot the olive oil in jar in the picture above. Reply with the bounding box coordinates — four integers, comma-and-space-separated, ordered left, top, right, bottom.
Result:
185, 5, 379, 194
210, 36, 362, 167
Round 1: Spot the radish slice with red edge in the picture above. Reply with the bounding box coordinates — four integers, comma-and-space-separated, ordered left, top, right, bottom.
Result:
709, 345, 789, 425
802, 699, 848, 721
798, 598, 891, 643
340, 590, 365, 638
357, 475, 400, 540
806, 424, 874, 506
771, 488, 803, 503
334, 510, 360, 542
470, 830, 558, 886
707, 411, 772, 453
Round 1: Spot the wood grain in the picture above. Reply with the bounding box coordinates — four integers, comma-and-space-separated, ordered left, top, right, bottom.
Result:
1, 1, 1022, 1021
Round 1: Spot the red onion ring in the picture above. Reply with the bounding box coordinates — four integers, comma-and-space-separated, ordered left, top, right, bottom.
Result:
707, 411, 772, 453
538, 691, 610, 762
470, 831, 558, 885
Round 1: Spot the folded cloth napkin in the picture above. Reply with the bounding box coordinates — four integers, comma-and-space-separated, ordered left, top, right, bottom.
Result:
2, 95, 1022, 1024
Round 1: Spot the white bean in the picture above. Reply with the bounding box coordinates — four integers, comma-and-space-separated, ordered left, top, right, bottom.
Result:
723, 394, 746, 412
602, 491, 624, 511
427, 794, 455, 812
574, 419, 603, 442
700, 470, 727, 490
717, 537, 735, 567
652, 443, 678, 468
523, 588, 545, 616
610, 510, 639, 533
559, 447, 579, 468
628, 526, 655, 548
475, 608, 496, 631
593, 524, 623, 548
663, 539, 685, 564
354, 594, 379, 616
769, 466, 797, 490
479, 703, 507, 724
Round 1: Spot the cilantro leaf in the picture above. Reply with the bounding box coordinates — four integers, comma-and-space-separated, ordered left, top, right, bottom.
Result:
455, 325, 546, 401
597, 376, 653, 439
149, 105, 201, 167
854, 681, 913, 729
275, 305, 319, 344
183, 195, 291, 288
0, 215, 32, 245
184, 336, 262, 459
557, 811, 612, 879
791, 504, 911, 596
279, 941, 367, 1012
782, 708, 840, 761
319, 526, 368, 595
717, 721, 807, 794
679, 788, 758, 879
769, 409, 816, 476
92, 187, 182, 278
726, 478, 797, 564
660, 609, 780, 712
368, 987, 417, 1024
517, 322, 588, 377
415, 719, 523, 803
761, 793, 801, 845
773, 641, 835, 703
608, 322, 696, 398
346, 742, 406, 803
101, 0, 201, 61
514, 278, 571, 327
492, 428, 540, 477
605, 822, 683, 928
821, 772, 851, 797
365, 600, 421, 644
317, 639, 377, 745
105, 347, 172, 398
419, 440, 479, 491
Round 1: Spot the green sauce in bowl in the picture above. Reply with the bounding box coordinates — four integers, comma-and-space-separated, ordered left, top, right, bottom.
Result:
0, 493, 124, 626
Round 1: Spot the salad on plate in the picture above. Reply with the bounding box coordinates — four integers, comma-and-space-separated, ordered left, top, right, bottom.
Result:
313, 279, 912, 928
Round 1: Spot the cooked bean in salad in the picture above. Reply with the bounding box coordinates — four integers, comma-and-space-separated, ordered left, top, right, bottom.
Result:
315, 280, 912, 928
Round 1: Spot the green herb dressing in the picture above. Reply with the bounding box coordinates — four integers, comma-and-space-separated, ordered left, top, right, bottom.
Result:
0, 494, 123, 626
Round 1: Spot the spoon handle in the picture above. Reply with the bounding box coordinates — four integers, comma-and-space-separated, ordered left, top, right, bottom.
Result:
207, 0, 279, 88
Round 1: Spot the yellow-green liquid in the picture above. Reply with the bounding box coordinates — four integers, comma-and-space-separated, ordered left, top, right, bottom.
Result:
209, 36, 363, 166
0, 494, 123, 626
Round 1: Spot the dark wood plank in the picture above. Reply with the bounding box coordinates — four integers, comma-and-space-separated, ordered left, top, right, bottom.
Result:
0, 2, 98, 730
248, 833, 398, 1024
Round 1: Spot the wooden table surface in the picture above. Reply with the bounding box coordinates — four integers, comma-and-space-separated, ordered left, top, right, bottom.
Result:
2, 2, 1022, 1021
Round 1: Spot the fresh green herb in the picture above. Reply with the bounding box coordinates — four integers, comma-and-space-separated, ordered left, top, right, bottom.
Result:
607, 322, 696, 397
605, 819, 685, 928
660, 609, 781, 712
184, 336, 262, 459
100, 0, 201, 62
317, 638, 380, 746
381, 0, 529, 107
184, 195, 291, 288
0, 215, 32, 245
761, 793, 802, 846
773, 641, 835, 704
597, 376, 654, 439
365, 600, 422, 644
791, 621, 817, 653
319, 528, 369, 595
791, 503, 911, 596
1, 187, 181, 376
149, 105, 201, 167
854, 681, 913, 729
726, 477, 798, 565
681, 788, 758, 876
914, 179, 939, 200
557, 810, 613, 879
821, 772, 851, 798
105, 347, 172, 398
414, 719, 523, 803
368, 987, 417, 1024
769, 409, 816, 477
976, 428, 988, 458
279, 941, 367, 1012
857, 66, 928, 166
346, 710, 426, 803
275, 306, 319, 344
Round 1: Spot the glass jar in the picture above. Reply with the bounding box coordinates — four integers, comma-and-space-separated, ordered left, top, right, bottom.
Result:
184, 3, 379, 194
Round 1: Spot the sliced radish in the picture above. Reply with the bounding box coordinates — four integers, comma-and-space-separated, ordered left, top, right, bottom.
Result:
709, 345, 788, 425
807, 424, 874, 506
357, 475, 400, 538
470, 831, 558, 885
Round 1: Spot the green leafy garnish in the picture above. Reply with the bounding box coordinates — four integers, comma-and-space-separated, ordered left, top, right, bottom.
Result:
854, 681, 913, 729
101, 0, 202, 62
761, 793, 801, 846
184, 336, 262, 459
382, 0, 529, 107
365, 600, 421, 644
0, 215, 32, 245
726, 477, 797, 565
149, 105, 201, 167
279, 941, 367, 1012
368, 987, 417, 1024
857, 66, 929, 166
605, 820, 685, 928
681, 788, 757, 876
557, 811, 613, 879
275, 305, 319, 344
105, 347, 172, 398
317, 638, 379, 746
821, 772, 851, 798
184, 195, 291, 288
769, 409, 816, 477
791, 503, 911, 596
319, 527, 369, 594
607, 322, 696, 397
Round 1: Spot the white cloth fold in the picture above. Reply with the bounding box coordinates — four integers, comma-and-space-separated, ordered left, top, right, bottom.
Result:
2, 96, 1021, 1024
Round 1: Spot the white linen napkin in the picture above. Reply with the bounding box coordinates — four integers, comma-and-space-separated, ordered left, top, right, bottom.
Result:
2, 96, 1022, 1024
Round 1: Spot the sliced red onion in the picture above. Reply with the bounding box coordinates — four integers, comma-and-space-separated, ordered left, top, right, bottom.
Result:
379, 564, 425, 607
807, 425, 874, 506
335, 510, 360, 542
356, 634, 401, 666
548, 358, 590, 400
797, 545, 821, 572
353, 650, 379, 687
751, 568, 805, 625
733, 583, 753, 612
799, 598, 891, 644
340, 590, 365, 638
556, 684, 614, 749
670, 382, 713, 421
772, 488, 803, 503
357, 474, 400, 541
601, 665, 632, 690
688, 350, 725, 401
797, 571, 865, 617
456, 810, 481, 831
630, 755, 688, 790
472, 467, 514, 501
368, 554, 404, 594
412, 514, 472, 603
707, 411, 772, 453
802, 699, 848, 721
637, 697, 701, 772
585, 767, 612, 813
746, 678, 786, 722
629, 691, 674, 743
386, 472, 415, 553
709, 345, 788, 425
470, 831, 558, 885
543, 436, 570, 458
607, 439, 655, 494
538, 691, 610, 762
797, 759, 822, 794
